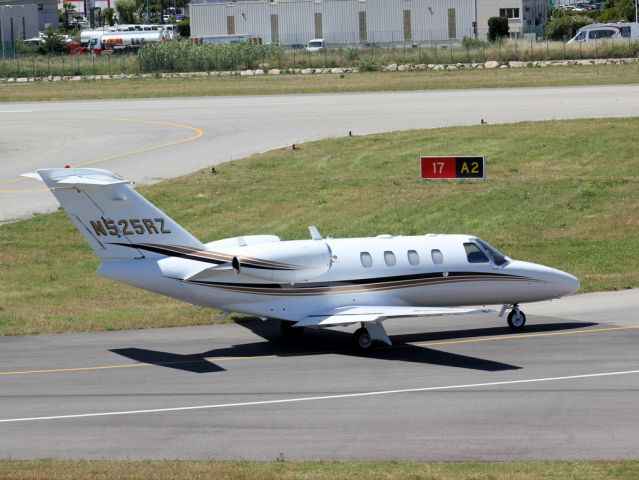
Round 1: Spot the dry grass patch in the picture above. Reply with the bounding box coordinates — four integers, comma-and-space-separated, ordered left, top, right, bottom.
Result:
0, 64, 639, 102
1, 460, 639, 480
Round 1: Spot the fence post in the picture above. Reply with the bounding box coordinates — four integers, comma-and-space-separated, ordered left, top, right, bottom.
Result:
530, 36, 533, 61
32, 56, 35, 78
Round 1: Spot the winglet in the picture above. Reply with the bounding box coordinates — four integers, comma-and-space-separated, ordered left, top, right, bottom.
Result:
20, 171, 43, 181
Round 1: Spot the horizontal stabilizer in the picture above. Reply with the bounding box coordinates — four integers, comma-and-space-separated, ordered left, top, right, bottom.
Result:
295, 305, 493, 327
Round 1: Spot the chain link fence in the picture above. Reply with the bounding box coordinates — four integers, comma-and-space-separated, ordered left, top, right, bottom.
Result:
1, 36, 638, 78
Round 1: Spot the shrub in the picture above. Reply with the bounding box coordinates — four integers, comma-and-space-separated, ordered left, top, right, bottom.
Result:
137, 40, 284, 72
344, 46, 359, 61
461, 36, 488, 49
355, 56, 384, 72
178, 19, 190, 38
488, 17, 509, 42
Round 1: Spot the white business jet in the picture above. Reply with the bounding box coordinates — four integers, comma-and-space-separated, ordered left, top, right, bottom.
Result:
26, 168, 580, 350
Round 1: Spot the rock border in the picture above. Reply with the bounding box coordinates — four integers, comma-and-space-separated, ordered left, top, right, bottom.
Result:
0, 57, 636, 83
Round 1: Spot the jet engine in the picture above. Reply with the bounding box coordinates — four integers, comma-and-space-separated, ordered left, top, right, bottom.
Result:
231, 240, 332, 282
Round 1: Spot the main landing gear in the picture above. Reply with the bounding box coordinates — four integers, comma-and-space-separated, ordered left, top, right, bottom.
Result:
352, 322, 392, 351
501, 304, 526, 330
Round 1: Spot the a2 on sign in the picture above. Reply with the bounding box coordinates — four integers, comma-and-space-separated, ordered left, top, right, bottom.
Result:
420, 156, 485, 179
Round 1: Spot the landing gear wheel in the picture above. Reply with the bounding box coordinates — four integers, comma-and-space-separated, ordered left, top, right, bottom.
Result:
352, 327, 374, 350
507, 309, 526, 330
280, 320, 304, 339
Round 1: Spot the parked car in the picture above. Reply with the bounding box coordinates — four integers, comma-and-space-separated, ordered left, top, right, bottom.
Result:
305, 38, 325, 52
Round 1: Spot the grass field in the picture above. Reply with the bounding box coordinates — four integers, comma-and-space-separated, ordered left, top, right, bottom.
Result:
1, 459, 639, 479
0, 118, 637, 336
0, 63, 639, 102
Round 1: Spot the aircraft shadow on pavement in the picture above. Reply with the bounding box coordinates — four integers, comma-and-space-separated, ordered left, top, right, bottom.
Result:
109, 320, 597, 374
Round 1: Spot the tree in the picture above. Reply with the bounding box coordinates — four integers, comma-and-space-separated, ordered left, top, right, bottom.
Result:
545, 14, 592, 40
103, 7, 115, 26
116, 0, 138, 24
60, 2, 76, 28
487, 16, 509, 42
597, 0, 636, 21
41, 28, 67, 54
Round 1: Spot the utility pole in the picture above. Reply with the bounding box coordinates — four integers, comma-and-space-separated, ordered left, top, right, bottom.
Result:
146, 0, 150, 24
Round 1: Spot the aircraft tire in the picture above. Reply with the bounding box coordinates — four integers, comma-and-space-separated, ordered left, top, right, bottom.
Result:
507, 309, 526, 330
280, 320, 304, 339
352, 327, 374, 350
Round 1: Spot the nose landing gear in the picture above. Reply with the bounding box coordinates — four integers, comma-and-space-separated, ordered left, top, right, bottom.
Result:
506, 305, 526, 330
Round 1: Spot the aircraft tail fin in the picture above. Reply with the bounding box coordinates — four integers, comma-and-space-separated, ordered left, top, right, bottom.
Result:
26, 168, 205, 260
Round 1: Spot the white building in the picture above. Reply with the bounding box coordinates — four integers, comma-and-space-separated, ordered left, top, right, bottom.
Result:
1, 0, 56, 31
191, 0, 477, 46
476, 0, 547, 38
0, 3, 39, 53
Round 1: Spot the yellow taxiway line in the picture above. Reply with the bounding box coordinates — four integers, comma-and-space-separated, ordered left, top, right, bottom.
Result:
0, 116, 204, 191
0, 325, 637, 377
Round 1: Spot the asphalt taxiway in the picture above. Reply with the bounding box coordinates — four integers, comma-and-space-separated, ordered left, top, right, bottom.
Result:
1, 289, 638, 460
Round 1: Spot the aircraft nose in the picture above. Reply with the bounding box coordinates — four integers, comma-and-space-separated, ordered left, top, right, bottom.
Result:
552, 269, 580, 297
507, 260, 580, 298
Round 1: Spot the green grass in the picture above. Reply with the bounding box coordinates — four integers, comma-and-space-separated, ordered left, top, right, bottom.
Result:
1, 459, 639, 479
0, 118, 638, 336
0, 63, 638, 102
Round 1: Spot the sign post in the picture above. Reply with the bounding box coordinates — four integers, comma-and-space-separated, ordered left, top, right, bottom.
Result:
420, 156, 485, 180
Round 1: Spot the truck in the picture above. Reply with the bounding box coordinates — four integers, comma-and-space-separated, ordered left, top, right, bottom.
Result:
567, 22, 639, 43
87, 30, 169, 54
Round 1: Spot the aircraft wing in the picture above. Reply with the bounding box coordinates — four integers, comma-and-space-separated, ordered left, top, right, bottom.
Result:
294, 305, 493, 327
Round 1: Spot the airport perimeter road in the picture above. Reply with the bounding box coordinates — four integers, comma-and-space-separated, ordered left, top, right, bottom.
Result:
1, 84, 639, 222
1, 289, 638, 461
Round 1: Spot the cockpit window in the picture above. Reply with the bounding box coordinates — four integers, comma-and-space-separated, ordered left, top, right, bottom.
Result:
464, 243, 489, 263
476, 239, 509, 266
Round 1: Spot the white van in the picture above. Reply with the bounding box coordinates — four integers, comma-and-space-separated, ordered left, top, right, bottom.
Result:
568, 22, 639, 43
305, 38, 325, 52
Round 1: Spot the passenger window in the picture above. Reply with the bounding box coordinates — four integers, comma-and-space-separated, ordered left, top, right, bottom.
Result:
464, 243, 489, 263
384, 251, 396, 267
360, 252, 373, 268
407, 250, 420, 266
431, 249, 443, 265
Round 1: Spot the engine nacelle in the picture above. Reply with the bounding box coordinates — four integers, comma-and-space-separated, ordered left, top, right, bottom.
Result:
232, 240, 332, 282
